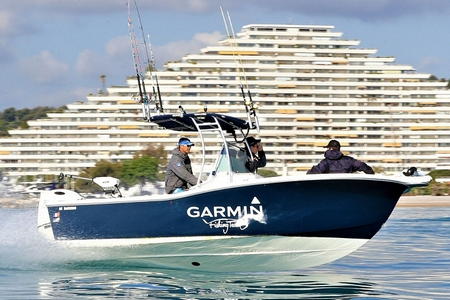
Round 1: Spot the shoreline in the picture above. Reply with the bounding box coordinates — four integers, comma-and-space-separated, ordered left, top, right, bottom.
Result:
0, 197, 39, 209
397, 195, 450, 207
1, 195, 450, 209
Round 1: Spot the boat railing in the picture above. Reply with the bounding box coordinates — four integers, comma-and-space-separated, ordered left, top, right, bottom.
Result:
149, 112, 253, 184
190, 115, 233, 184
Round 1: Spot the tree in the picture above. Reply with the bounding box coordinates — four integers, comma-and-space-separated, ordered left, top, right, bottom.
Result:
75, 160, 122, 192
429, 75, 450, 88
136, 144, 166, 161
0, 106, 66, 136
120, 156, 160, 187
134, 144, 167, 180
74, 145, 167, 192
80, 160, 122, 178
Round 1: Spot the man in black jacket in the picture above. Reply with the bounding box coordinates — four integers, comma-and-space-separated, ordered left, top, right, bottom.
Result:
165, 137, 198, 194
245, 136, 267, 173
307, 140, 374, 174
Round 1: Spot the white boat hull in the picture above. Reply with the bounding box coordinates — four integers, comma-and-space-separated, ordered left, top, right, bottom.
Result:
41, 235, 368, 272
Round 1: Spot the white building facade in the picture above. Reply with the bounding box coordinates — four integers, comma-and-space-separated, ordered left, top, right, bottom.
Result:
1, 24, 449, 179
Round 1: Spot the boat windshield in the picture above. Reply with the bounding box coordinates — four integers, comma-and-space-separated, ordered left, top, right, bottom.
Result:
215, 144, 251, 174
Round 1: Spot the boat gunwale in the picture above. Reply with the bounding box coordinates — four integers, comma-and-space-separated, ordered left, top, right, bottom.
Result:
42, 173, 431, 207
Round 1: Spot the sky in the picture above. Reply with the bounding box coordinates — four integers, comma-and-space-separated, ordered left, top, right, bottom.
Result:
0, 0, 450, 110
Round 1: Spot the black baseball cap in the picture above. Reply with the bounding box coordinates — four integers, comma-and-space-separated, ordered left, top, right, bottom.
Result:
246, 136, 261, 147
324, 139, 341, 149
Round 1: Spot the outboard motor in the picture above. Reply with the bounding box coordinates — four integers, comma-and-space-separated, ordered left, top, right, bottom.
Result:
93, 177, 122, 197
57, 173, 122, 197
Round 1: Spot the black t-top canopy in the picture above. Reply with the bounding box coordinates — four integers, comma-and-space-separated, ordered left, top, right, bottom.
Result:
150, 113, 249, 133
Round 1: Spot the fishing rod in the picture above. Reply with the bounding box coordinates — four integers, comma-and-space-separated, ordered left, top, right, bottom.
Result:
127, 0, 149, 120
220, 6, 260, 132
219, 7, 247, 107
133, 0, 164, 113
226, 10, 260, 132
128, 0, 164, 120
147, 34, 164, 113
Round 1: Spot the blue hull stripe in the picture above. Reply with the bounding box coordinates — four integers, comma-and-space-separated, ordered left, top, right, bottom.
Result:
48, 179, 406, 240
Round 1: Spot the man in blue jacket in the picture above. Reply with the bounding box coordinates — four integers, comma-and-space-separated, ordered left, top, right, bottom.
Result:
307, 140, 374, 174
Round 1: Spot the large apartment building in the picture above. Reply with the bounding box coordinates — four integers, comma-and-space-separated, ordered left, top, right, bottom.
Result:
1, 24, 449, 179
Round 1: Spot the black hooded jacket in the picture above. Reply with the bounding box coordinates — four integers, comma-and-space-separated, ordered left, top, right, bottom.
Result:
307, 149, 374, 174
245, 150, 267, 173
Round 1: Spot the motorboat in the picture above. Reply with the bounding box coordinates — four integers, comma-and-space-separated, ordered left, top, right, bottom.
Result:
37, 112, 431, 272
37, 5, 431, 271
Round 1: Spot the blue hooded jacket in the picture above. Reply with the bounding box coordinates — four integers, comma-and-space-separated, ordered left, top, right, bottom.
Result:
307, 149, 374, 174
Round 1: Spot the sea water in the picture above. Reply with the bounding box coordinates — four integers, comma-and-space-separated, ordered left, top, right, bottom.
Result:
0, 207, 449, 299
